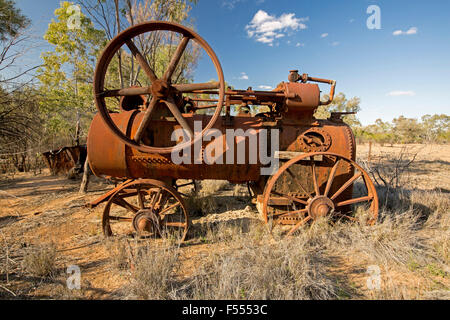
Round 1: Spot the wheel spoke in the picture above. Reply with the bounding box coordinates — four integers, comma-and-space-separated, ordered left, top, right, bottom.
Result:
100, 86, 150, 97
164, 221, 187, 228
156, 190, 170, 211
112, 198, 139, 213
134, 97, 158, 143
173, 82, 220, 93
271, 190, 308, 206
163, 36, 190, 82
108, 216, 133, 222
330, 172, 362, 201
126, 40, 157, 83
159, 201, 182, 215
151, 188, 162, 208
271, 208, 308, 218
333, 212, 358, 222
137, 187, 145, 209
311, 161, 320, 196
324, 160, 340, 197
336, 196, 373, 207
165, 96, 194, 138
287, 216, 312, 236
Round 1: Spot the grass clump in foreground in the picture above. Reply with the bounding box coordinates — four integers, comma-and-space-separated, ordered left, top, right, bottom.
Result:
22, 243, 57, 279
127, 244, 180, 300
187, 237, 339, 300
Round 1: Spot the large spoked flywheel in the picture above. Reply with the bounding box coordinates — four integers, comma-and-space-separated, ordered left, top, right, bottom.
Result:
94, 21, 225, 154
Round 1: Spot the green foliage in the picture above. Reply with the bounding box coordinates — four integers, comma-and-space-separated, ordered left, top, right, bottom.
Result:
421, 114, 450, 143
0, 0, 30, 40
37, 1, 106, 139
356, 115, 449, 144
314, 92, 361, 127
312, 92, 448, 144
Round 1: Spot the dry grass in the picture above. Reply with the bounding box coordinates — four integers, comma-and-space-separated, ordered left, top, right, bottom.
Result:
184, 195, 219, 217
106, 239, 131, 271
199, 180, 230, 195
126, 244, 180, 300
183, 180, 231, 217
184, 238, 339, 300
115, 185, 449, 300
22, 243, 57, 279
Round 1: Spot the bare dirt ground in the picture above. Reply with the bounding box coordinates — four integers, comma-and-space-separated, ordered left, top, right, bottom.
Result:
357, 143, 450, 191
0, 144, 449, 300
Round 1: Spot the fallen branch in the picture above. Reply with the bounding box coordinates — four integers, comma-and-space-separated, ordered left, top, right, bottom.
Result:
0, 285, 16, 297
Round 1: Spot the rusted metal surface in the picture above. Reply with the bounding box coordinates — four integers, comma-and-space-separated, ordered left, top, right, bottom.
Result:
87, 21, 378, 240
42, 145, 86, 176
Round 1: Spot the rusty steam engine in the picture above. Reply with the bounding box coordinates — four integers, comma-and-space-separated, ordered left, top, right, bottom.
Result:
88, 22, 378, 241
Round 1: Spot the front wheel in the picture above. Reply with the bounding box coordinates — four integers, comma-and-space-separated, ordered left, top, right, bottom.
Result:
102, 179, 189, 243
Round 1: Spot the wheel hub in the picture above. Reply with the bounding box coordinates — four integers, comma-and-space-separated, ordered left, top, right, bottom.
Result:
307, 196, 335, 220
151, 79, 170, 98
132, 209, 161, 234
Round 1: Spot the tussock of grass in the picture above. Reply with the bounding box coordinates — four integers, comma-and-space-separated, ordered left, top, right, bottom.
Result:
22, 243, 57, 278
186, 239, 339, 300
184, 195, 219, 217
128, 245, 180, 300
106, 239, 131, 271
199, 180, 230, 195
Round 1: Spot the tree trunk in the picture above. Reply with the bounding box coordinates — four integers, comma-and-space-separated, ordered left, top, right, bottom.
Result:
75, 110, 80, 147
79, 156, 91, 194
114, 0, 124, 89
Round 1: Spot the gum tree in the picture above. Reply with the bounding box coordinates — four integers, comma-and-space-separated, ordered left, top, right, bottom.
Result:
37, 1, 106, 146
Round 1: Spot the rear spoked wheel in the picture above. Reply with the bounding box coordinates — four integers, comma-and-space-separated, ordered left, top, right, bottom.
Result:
262, 152, 378, 237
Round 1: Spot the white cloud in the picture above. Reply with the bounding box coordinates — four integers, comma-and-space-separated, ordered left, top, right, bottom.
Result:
222, 0, 242, 9
239, 72, 249, 80
246, 10, 308, 45
296, 42, 304, 47
387, 91, 416, 96
349, 19, 355, 23
321, 33, 329, 38
406, 27, 418, 35
258, 85, 273, 90
393, 27, 418, 36
331, 41, 340, 46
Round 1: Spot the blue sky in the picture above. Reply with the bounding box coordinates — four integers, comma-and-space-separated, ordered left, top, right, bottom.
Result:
14, 0, 450, 125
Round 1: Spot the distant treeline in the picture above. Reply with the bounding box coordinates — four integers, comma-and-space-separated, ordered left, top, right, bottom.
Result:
353, 115, 449, 144
313, 93, 448, 145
